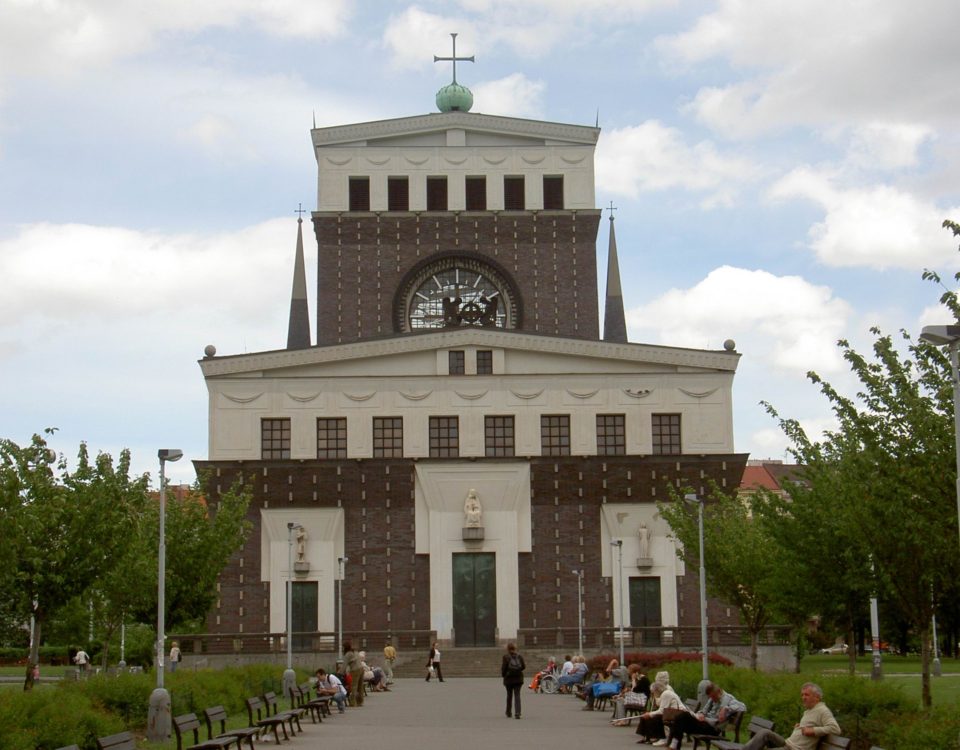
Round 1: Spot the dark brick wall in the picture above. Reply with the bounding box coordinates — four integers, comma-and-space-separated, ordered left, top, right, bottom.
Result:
197, 453, 747, 639
313, 210, 602, 345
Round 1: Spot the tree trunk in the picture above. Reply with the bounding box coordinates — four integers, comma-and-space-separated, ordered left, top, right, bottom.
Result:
846, 624, 856, 675
794, 630, 803, 673
920, 626, 932, 708
750, 629, 759, 671
28, 616, 41, 666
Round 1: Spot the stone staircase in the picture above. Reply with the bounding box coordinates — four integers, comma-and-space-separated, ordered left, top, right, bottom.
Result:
391, 646, 565, 678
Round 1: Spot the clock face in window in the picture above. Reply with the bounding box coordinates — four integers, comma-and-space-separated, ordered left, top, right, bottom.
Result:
395, 255, 519, 333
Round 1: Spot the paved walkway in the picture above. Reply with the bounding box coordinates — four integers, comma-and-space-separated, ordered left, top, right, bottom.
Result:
292, 678, 656, 750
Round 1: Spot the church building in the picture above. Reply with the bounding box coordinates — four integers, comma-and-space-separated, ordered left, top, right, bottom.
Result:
195, 41, 747, 654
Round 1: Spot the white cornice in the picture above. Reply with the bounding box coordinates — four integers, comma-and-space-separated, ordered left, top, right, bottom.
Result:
311, 112, 600, 148
199, 330, 740, 378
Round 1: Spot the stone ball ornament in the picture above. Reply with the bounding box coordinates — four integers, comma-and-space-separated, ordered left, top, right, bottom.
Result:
204, 344, 217, 358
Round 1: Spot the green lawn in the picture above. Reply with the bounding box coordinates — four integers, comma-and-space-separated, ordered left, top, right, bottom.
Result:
801, 654, 960, 706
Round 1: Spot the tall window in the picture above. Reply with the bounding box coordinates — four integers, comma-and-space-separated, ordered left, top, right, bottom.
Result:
317, 418, 347, 459
541, 415, 571, 456
465, 176, 486, 210
349, 177, 370, 211
427, 176, 448, 211
543, 175, 564, 209
652, 414, 682, 455
596, 414, 625, 456
373, 417, 403, 458
485, 415, 515, 457
503, 176, 525, 210
476, 350, 493, 375
429, 416, 459, 457
261, 418, 291, 459
449, 350, 465, 375
388, 176, 409, 211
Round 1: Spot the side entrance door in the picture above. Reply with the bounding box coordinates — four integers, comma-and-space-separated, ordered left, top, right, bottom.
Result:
290, 581, 318, 651
629, 576, 662, 646
452, 552, 497, 647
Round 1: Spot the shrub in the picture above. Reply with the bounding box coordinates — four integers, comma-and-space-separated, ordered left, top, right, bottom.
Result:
586, 650, 733, 673
0, 689, 123, 750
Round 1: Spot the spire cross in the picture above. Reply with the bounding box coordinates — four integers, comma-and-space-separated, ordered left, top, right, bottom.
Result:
295, 203, 306, 221
607, 201, 617, 218
434, 32, 474, 84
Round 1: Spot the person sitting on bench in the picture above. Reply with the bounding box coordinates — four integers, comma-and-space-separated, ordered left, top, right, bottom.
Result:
315, 668, 347, 713
666, 681, 746, 748
740, 683, 840, 750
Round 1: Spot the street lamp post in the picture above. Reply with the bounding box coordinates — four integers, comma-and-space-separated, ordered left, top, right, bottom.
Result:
147, 448, 182, 743
572, 569, 584, 655
684, 493, 709, 681
610, 540, 624, 666
337, 556, 348, 660
284, 522, 303, 699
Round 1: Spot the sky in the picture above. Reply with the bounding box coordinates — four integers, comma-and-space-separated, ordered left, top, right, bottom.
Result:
2, 0, 959, 486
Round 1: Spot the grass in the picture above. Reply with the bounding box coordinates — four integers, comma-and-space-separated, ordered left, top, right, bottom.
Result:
801, 654, 960, 706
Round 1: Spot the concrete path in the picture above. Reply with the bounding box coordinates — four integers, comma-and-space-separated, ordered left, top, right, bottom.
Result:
290, 678, 658, 750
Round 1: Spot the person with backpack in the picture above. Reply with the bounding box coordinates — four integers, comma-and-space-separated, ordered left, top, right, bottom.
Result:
501, 642, 526, 720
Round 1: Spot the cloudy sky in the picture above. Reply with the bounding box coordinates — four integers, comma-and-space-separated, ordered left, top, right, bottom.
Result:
2, 0, 959, 485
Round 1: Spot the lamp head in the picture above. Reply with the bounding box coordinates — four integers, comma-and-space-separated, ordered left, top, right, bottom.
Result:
684, 493, 700, 503
158, 448, 183, 463
920, 325, 960, 346
610, 539, 623, 547
288, 522, 303, 530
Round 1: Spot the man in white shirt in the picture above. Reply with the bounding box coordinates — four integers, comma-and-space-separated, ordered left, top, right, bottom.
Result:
73, 649, 89, 674
561, 655, 574, 675
315, 668, 348, 713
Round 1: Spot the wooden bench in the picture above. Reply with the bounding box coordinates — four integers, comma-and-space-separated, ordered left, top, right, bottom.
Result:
203, 706, 260, 750
173, 713, 240, 750
818, 737, 851, 749
691, 710, 745, 750
712, 716, 775, 750
96, 732, 137, 750
262, 691, 304, 736
298, 683, 332, 718
245, 696, 290, 743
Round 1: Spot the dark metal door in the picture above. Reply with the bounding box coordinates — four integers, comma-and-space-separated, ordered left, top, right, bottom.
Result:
629, 576, 662, 645
290, 581, 318, 651
452, 553, 497, 646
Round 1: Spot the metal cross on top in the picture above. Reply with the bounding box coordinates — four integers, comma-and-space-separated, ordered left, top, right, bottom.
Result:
607, 201, 617, 216
434, 32, 474, 84
295, 203, 306, 219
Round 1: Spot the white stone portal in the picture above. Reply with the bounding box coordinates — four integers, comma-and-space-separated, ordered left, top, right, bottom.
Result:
261, 508, 344, 633
415, 462, 531, 641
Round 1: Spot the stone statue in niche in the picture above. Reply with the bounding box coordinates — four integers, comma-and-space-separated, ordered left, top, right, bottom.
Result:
464, 488, 483, 527
637, 522, 651, 559
296, 526, 308, 562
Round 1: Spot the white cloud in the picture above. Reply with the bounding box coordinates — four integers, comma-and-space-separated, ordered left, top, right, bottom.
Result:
596, 121, 761, 205
844, 122, 935, 171
657, 0, 960, 138
769, 168, 960, 270
472, 74, 545, 118
626, 265, 851, 374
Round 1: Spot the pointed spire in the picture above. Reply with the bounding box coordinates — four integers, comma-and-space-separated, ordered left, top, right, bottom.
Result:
603, 204, 628, 343
287, 206, 311, 350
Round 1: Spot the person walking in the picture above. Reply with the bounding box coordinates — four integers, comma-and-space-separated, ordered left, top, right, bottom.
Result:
383, 640, 396, 684
169, 641, 181, 673
501, 643, 525, 719
425, 641, 444, 682
344, 640, 364, 707
73, 648, 89, 676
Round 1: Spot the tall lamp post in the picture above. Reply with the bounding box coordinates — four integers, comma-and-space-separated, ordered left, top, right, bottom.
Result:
147, 448, 182, 743
684, 493, 709, 681
337, 556, 348, 660
610, 540, 624, 666
572, 569, 584, 655
284, 522, 303, 698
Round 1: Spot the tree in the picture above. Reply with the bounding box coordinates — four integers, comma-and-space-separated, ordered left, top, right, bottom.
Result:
0, 431, 150, 670
658, 485, 782, 670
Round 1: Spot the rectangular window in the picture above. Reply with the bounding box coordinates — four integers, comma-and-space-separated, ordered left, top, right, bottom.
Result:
503, 176, 525, 210
387, 176, 409, 211
373, 417, 403, 458
596, 414, 625, 456
485, 415, 515, 457
261, 418, 291, 460
429, 416, 460, 458
316, 418, 347, 459
652, 413, 682, 455
476, 350, 493, 375
543, 175, 564, 209
541, 415, 571, 456
426, 176, 448, 211
449, 350, 465, 375
348, 177, 370, 211
465, 176, 486, 210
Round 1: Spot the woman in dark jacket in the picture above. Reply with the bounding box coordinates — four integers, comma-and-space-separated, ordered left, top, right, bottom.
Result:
501, 642, 526, 720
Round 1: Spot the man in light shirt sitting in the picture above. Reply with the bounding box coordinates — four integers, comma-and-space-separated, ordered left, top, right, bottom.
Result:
741, 683, 841, 750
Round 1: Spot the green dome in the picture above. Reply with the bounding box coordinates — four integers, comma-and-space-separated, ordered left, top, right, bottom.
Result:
436, 83, 473, 113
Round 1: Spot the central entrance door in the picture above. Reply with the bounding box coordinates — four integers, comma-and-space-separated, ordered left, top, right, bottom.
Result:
452, 552, 497, 646
629, 576, 662, 646
290, 581, 318, 651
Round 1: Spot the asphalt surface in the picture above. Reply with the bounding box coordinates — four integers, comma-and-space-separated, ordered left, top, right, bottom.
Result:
290, 678, 659, 750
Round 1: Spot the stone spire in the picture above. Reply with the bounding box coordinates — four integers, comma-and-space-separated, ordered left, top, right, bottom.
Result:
603, 208, 628, 343
287, 211, 311, 350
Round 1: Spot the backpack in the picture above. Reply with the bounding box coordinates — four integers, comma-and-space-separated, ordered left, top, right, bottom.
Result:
506, 653, 523, 677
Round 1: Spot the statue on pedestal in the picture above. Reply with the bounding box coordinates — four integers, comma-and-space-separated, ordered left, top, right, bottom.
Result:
464, 488, 483, 528
637, 522, 651, 559
296, 526, 308, 562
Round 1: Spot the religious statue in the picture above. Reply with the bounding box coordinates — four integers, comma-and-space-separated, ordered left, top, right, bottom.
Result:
637, 522, 651, 559
463, 488, 483, 528
296, 526, 308, 562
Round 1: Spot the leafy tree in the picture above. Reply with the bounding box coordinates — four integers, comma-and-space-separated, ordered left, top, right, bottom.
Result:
658, 485, 781, 670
